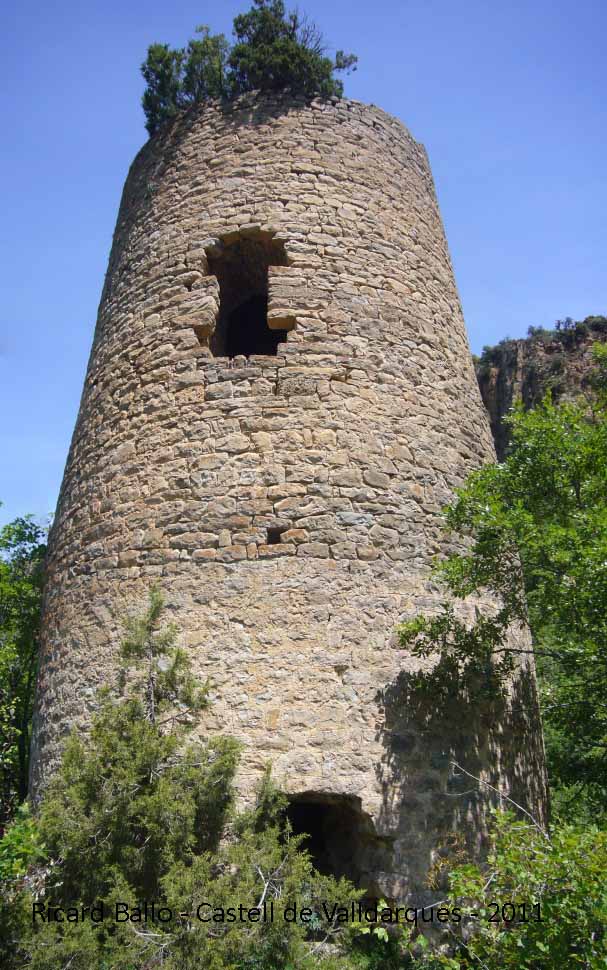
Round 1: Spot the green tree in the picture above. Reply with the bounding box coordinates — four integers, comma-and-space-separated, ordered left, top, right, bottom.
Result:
141, 2, 357, 136
0, 512, 46, 825
229, 0, 357, 98
142, 27, 231, 135
2, 589, 362, 969
35, 587, 230, 909
391, 812, 607, 970
445, 812, 607, 969
399, 343, 607, 817
141, 43, 187, 135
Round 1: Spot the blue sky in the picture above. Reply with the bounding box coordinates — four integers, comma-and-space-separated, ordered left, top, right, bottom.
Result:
1, 0, 605, 527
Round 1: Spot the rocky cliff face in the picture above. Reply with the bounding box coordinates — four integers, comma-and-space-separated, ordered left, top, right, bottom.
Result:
475, 316, 607, 460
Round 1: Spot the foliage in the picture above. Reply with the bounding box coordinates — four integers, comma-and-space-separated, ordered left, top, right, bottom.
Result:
32, 589, 233, 904
399, 344, 607, 817
342, 814, 606, 969
0, 803, 46, 961
526, 324, 549, 338
0, 511, 46, 826
141, 27, 231, 135
1, 589, 363, 969
553, 315, 607, 350
343, 814, 607, 970
476, 336, 518, 376
119, 584, 208, 725
229, 0, 357, 98
0, 803, 43, 882
402, 812, 607, 969
153, 333, 607, 970
141, 1, 357, 135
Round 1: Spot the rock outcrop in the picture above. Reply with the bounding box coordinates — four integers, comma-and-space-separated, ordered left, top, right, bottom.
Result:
475, 317, 607, 460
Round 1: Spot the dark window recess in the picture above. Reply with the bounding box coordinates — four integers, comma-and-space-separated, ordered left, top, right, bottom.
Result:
266, 527, 285, 545
286, 793, 393, 894
206, 231, 293, 358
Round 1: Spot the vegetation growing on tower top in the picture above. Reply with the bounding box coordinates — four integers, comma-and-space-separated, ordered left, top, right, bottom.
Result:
141, 0, 358, 136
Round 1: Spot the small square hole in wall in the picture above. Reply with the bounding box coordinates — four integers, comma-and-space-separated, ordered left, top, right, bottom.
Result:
267, 527, 285, 545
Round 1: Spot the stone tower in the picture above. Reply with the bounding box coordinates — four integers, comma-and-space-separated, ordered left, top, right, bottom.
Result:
31, 93, 546, 903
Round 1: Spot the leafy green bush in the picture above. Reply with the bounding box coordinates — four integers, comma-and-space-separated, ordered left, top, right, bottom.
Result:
0, 590, 362, 969
141, 1, 357, 135
543, 314, 607, 346
229, 0, 356, 98
0, 804, 45, 967
476, 338, 519, 377
142, 27, 231, 135
411, 812, 607, 969
0, 511, 46, 826
0, 803, 43, 882
346, 817, 607, 969
585, 315, 607, 335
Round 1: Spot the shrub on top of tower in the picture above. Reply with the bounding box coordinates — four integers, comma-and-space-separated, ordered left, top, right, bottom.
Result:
141, 27, 231, 136
141, 0, 357, 135
229, 0, 357, 98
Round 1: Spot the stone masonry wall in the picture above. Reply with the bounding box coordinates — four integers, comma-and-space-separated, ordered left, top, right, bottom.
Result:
30, 93, 547, 902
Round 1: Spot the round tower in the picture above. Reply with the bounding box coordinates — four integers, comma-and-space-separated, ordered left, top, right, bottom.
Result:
31, 93, 546, 902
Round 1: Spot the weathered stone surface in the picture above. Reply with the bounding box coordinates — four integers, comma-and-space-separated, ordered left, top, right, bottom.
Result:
475, 322, 607, 459
31, 92, 547, 904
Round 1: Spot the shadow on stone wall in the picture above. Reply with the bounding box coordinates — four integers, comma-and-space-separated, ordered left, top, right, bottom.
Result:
374, 655, 547, 902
